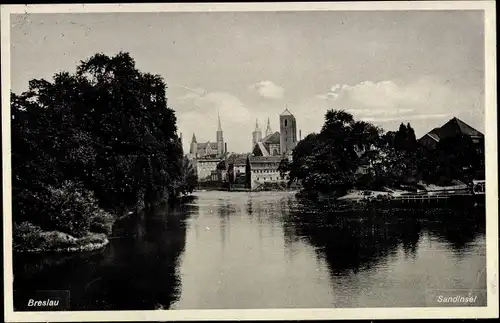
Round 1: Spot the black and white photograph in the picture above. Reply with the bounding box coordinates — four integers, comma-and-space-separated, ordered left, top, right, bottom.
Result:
1, 2, 498, 321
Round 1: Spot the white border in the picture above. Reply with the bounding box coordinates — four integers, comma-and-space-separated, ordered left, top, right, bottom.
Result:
1, 1, 498, 321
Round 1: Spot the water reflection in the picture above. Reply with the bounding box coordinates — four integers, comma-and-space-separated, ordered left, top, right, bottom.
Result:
14, 199, 195, 311
14, 192, 487, 310
284, 199, 486, 307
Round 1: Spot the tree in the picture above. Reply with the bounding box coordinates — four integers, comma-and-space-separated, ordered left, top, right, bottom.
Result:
287, 110, 382, 195
245, 156, 252, 189
11, 52, 187, 229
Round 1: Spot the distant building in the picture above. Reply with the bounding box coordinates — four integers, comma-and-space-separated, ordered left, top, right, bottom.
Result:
189, 112, 226, 159
279, 108, 298, 157
248, 156, 286, 190
196, 157, 222, 182
187, 112, 228, 182
226, 153, 249, 179
419, 117, 484, 149
252, 108, 298, 158
252, 119, 263, 151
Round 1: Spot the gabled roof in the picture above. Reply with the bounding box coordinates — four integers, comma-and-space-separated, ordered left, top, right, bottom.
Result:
196, 142, 217, 149
257, 142, 269, 156
280, 108, 293, 116
421, 117, 483, 141
261, 131, 280, 145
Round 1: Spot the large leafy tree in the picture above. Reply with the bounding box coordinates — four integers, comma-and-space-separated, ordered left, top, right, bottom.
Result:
12, 52, 185, 224
287, 110, 382, 195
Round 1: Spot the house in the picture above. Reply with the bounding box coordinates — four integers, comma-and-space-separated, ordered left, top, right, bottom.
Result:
247, 156, 287, 190
419, 117, 484, 149
196, 156, 223, 182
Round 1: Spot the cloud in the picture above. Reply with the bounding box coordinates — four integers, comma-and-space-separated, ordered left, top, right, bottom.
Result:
249, 80, 284, 99
296, 77, 483, 138
315, 77, 481, 121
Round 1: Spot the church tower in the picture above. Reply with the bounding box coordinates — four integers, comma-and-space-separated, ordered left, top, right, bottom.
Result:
279, 108, 297, 156
252, 119, 263, 150
265, 117, 272, 137
190, 133, 198, 157
216, 110, 224, 157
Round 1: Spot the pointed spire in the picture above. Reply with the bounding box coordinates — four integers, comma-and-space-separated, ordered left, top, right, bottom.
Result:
191, 133, 197, 143
265, 117, 272, 136
217, 109, 222, 131
255, 118, 260, 131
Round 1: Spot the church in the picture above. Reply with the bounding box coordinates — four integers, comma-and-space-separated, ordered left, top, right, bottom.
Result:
251, 108, 299, 158
187, 113, 227, 182
189, 113, 226, 159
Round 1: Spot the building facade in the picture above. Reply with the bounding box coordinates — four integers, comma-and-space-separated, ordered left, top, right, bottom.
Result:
188, 113, 227, 182
189, 113, 226, 159
248, 156, 286, 190
279, 108, 298, 157
252, 108, 299, 158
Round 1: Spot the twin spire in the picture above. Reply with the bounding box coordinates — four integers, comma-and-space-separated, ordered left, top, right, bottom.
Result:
255, 118, 272, 132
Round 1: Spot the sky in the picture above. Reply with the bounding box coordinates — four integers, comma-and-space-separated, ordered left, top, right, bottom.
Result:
10, 10, 485, 154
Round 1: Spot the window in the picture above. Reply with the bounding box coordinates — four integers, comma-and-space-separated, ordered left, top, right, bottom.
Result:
284, 119, 288, 127
264, 177, 266, 180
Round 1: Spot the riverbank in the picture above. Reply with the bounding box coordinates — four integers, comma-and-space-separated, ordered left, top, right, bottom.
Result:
295, 182, 483, 211
13, 222, 110, 253
12, 194, 179, 254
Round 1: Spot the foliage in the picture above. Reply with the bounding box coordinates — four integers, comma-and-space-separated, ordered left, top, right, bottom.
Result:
172, 156, 198, 196
277, 158, 290, 179
245, 156, 252, 189
286, 109, 483, 196
13, 221, 108, 252
11, 52, 190, 241
287, 110, 383, 195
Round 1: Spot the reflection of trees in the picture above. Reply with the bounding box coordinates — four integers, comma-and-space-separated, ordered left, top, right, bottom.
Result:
13, 200, 196, 311
423, 207, 485, 255
286, 205, 422, 275
285, 199, 486, 278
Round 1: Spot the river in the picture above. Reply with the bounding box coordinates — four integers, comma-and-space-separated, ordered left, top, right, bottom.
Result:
13, 190, 486, 310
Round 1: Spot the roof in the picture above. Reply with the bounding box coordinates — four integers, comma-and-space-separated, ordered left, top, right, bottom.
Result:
261, 131, 280, 145
249, 156, 283, 163
227, 153, 249, 165
421, 117, 484, 142
424, 133, 440, 142
197, 142, 218, 150
280, 108, 293, 116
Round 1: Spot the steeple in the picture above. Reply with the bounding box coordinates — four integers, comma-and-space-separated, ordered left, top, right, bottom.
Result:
217, 109, 222, 131
252, 118, 263, 150
216, 109, 224, 157
190, 133, 198, 156
265, 117, 272, 136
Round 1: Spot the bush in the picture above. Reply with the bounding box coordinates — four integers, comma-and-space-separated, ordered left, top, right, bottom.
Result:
13, 222, 77, 251
89, 210, 115, 235
13, 221, 109, 252
17, 181, 114, 238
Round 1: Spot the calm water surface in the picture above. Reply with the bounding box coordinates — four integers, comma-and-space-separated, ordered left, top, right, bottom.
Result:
13, 191, 486, 310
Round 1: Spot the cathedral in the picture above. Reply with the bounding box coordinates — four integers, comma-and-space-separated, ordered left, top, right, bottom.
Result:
189, 113, 226, 159
251, 108, 299, 157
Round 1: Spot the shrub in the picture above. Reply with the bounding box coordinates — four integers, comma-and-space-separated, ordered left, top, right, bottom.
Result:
19, 181, 115, 238
13, 222, 78, 251
89, 210, 115, 235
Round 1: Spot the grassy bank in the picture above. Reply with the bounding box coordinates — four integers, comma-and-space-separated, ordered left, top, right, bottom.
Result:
13, 222, 110, 253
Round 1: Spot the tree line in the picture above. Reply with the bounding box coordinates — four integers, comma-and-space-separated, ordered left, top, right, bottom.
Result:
279, 110, 484, 197
11, 52, 197, 248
